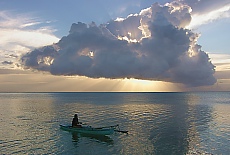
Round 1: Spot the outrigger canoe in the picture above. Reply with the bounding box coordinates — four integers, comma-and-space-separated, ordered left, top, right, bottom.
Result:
60, 124, 119, 135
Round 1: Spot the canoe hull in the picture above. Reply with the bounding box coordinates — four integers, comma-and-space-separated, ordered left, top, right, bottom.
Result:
60, 125, 115, 135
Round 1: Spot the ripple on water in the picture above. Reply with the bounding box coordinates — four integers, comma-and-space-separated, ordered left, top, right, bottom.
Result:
1, 92, 230, 154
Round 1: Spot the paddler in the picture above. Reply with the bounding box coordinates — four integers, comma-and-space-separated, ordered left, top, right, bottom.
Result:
72, 114, 82, 128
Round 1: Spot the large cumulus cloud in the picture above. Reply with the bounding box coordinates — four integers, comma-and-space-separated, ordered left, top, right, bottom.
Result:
21, 2, 216, 87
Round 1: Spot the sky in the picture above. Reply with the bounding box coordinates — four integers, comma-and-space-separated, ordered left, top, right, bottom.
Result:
0, 0, 229, 92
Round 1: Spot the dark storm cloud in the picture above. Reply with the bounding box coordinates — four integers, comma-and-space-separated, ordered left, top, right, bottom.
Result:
21, 2, 216, 87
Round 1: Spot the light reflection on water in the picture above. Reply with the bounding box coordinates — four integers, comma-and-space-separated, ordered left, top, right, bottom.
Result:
0, 92, 229, 154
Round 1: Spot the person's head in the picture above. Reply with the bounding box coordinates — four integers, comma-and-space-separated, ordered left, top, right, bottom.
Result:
74, 114, 78, 118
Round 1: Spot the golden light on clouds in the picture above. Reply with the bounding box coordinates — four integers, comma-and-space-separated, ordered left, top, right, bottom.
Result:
209, 53, 230, 71
121, 78, 179, 92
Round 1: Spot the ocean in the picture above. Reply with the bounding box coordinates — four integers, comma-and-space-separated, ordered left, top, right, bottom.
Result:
0, 92, 229, 155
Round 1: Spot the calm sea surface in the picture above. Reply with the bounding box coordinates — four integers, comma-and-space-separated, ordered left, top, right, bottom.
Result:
0, 92, 229, 155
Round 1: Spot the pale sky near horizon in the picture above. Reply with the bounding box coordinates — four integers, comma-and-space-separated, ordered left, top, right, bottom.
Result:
0, 0, 229, 92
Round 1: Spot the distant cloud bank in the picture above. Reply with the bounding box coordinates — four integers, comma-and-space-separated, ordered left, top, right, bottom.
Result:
21, 1, 217, 87
0, 11, 59, 68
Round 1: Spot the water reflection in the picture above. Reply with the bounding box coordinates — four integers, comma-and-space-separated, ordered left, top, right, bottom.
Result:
148, 93, 214, 154
1, 92, 229, 155
0, 93, 60, 154
116, 93, 215, 154
71, 132, 114, 145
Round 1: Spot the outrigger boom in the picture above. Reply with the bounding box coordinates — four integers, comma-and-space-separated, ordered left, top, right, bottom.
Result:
98, 124, 128, 134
